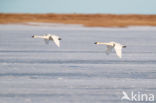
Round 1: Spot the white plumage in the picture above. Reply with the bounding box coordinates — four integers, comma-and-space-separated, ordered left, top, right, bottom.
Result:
32, 34, 61, 47
94, 41, 126, 58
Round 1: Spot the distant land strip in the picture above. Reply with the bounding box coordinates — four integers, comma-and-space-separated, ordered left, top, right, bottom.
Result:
0, 13, 156, 27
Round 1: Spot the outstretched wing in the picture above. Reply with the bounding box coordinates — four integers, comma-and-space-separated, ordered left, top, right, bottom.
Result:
105, 45, 113, 55
50, 35, 60, 47
114, 43, 122, 58
44, 39, 49, 45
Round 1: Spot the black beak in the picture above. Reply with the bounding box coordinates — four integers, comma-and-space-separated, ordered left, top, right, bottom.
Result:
94, 42, 97, 44
32, 35, 34, 38
123, 46, 127, 48
59, 38, 62, 40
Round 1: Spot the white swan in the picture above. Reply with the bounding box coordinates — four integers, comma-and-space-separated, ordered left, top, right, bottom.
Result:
32, 34, 61, 47
94, 41, 126, 58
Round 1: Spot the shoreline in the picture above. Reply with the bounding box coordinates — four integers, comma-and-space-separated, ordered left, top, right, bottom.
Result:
0, 13, 156, 27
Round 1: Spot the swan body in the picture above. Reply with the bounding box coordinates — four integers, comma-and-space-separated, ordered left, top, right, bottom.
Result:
32, 34, 61, 47
94, 41, 126, 58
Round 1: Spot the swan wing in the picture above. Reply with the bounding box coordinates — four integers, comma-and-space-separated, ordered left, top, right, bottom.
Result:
50, 35, 60, 47
114, 43, 122, 58
105, 45, 113, 55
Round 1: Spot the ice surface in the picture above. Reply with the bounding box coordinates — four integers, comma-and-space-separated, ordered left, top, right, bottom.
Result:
0, 24, 156, 103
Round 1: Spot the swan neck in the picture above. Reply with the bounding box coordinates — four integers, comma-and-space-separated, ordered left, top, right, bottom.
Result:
34, 35, 45, 39
97, 42, 109, 45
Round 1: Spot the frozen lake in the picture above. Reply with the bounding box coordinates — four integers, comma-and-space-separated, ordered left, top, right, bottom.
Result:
0, 24, 156, 103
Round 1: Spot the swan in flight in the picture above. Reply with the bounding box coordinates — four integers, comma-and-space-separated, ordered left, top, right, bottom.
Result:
32, 34, 61, 47
94, 41, 126, 58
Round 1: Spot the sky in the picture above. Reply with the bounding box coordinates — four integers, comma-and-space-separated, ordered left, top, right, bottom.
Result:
0, 0, 156, 14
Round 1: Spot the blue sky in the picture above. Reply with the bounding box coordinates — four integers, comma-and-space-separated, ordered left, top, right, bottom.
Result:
0, 0, 156, 14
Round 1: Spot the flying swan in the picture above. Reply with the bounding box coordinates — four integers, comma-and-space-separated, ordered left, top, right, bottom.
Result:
94, 41, 126, 58
32, 34, 61, 47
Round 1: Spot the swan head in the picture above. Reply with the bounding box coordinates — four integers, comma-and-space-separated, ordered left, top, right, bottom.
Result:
32, 35, 35, 38
123, 45, 127, 48
58, 38, 62, 40
32, 35, 38, 38
94, 42, 98, 44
